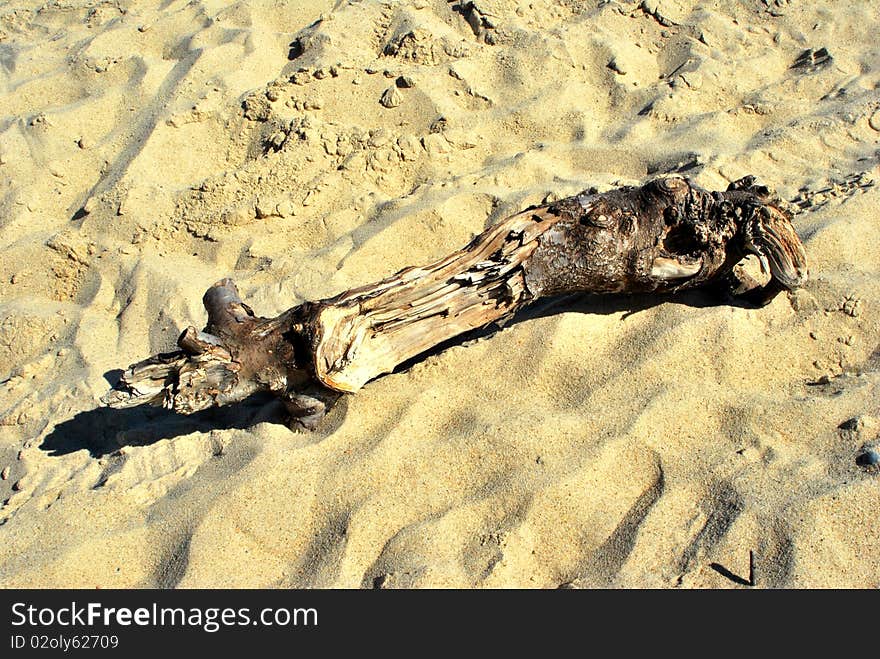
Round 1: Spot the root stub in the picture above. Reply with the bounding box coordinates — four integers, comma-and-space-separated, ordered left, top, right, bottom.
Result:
103, 176, 808, 430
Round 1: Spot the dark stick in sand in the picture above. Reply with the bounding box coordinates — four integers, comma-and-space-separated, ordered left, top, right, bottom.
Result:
749, 550, 756, 587
102, 176, 808, 430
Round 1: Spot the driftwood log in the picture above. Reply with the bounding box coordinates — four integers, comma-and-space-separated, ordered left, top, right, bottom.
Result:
103, 176, 808, 430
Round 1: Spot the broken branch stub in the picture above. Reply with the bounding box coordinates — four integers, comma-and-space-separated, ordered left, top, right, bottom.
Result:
103, 176, 808, 430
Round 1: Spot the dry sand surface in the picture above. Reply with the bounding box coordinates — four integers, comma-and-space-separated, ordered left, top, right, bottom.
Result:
0, 0, 878, 588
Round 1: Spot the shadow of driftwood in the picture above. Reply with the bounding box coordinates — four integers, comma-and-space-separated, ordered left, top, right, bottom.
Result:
393, 285, 759, 375
40, 393, 286, 458
519, 281, 768, 322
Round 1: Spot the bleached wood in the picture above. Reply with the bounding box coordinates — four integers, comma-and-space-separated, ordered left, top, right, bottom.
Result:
103, 176, 808, 430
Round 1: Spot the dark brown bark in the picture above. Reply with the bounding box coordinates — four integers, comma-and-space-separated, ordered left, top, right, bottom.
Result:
102, 176, 808, 430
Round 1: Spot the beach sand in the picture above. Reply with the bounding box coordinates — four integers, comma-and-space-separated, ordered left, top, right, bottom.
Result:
0, 0, 878, 588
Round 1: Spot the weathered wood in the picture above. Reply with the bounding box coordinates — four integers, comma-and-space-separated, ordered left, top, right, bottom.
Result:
102, 176, 808, 430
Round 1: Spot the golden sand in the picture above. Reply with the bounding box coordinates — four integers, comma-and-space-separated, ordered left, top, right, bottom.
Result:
0, 0, 878, 588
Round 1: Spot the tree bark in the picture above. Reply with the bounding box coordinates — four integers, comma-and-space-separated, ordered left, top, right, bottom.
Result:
102, 176, 808, 430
